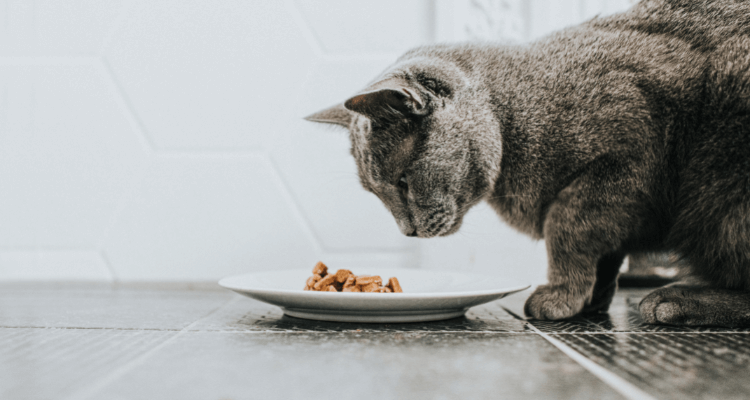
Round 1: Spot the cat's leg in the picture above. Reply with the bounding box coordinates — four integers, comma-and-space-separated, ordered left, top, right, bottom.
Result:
582, 252, 625, 314
636, 37, 750, 327
524, 242, 626, 320
645, 187, 750, 327
649, 94, 750, 326
524, 159, 639, 320
651, 210, 750, 327
640, 281, 750, 327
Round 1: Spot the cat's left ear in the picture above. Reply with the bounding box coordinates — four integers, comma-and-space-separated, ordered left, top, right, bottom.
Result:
304, 104, 354, 128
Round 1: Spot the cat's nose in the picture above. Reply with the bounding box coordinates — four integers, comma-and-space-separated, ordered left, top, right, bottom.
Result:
396, 219, 416, 237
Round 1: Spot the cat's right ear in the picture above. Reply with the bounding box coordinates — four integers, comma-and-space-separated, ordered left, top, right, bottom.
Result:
304, 104, 353, 128
343, 85, 427, 122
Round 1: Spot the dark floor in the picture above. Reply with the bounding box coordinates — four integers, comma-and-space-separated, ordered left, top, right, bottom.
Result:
1, 283, 748, 400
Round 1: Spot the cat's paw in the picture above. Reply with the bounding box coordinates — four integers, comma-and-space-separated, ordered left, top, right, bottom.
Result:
640, 286, 750, 327
524, 284, 587, 320
639, 287, 702, 326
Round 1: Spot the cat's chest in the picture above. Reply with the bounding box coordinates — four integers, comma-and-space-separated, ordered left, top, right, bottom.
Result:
486, 184, 545, 239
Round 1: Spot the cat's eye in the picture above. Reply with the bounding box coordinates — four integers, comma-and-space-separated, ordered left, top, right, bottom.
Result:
397, 174, 408, 191
418, 77, 449, 97
423, 79, 437, 91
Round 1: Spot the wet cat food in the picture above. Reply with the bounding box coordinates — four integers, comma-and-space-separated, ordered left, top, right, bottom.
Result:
303, 261, 403, 293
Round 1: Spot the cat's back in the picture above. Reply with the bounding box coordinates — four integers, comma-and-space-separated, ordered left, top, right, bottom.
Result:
522, 0, 750, 91
591, 0, 750, 50
503, 0, 750, 146
605, 0, 750, 125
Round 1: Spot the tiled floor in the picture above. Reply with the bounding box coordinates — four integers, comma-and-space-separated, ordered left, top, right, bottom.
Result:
1, 284, 748, 400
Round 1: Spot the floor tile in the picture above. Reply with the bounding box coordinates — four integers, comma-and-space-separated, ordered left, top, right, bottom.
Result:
553, 332, 750, 400
190, 294, 531, 333
0, 284, 232, 330
87, 332, 626, 400
5, 284, 748, 400
0, 328, 174, 400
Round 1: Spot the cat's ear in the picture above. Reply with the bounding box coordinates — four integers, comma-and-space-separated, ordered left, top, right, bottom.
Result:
304, 103, 354, 128
344, 80, 428, 121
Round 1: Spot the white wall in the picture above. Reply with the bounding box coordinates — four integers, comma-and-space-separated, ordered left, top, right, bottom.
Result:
0, 0, 634, 283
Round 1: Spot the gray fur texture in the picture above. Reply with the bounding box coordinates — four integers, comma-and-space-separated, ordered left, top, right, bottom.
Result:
305, 0, 750, 327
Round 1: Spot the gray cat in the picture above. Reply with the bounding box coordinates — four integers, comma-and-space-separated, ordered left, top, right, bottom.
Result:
305, 0, 750, 327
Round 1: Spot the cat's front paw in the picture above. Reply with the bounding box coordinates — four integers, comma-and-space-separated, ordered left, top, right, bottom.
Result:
639, 286, 701, 326
524, 285, 587, 320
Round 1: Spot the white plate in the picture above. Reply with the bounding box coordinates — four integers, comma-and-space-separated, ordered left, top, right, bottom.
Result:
219, 268, 530, 323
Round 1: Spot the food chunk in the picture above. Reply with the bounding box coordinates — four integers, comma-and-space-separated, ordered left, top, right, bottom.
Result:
303, 262, 403, 293
313, 273, 337, 291
343, 275, 357, 288
303, 274, 322, 290
359, 282, 381, 293
312, 261, 328, 277
335, 269, 352, 283
386, 277, 403, 293
355, 275, 382, 286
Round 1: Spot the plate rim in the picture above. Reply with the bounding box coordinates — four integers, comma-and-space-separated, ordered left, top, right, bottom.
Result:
218, 269, 532, 299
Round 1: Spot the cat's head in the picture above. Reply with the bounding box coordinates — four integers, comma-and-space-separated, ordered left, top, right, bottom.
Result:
305, 49, 501, 238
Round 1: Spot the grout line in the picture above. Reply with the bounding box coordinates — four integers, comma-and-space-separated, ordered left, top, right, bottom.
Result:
63, 296, 235, 400
263, 155, 416, 255
184, 330, 534, 334
152, 149, 266, 156
0, 326, 181, 332
2, 325, 747, 335
0, 56, 98, 65
98, 250, 119, 283
92, 56, 155, 252
0, 245, 101, 251
526, 323, 658, 400
499, 307, 749, 335
322, 248, 417, 255
518, 330, 750, 335
283, 0, 324, 57
286, 54, 322, 126
320, 53, 401, 62
263, 156, 325, 254
500, 306, 525, 320
94, 57, 156, 152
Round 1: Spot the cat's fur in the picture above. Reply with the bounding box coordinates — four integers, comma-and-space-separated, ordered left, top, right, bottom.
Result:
306, 0, 750, 327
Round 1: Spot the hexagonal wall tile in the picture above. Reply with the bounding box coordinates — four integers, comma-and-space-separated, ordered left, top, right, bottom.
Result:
0, 65, 151, 248
580, 0, 636, 21
0, 0, 128, 55
272, 58, 414, 251
104, 1, 317, 151
528, 0, 586, 41
0, 1, 35, 55
0, 250, 112, 281
293, 0, 433, 54
320, 251, 418, 272
103, 155, 318, 281
419, 203, 548, 285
